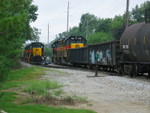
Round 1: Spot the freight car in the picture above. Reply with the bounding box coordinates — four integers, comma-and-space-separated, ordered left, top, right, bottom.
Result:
120, 22, 150, 76
23, 42, 44, 64
69, 40, 122, 71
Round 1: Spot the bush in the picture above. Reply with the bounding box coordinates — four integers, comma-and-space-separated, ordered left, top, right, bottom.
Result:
0, 56, 13, 82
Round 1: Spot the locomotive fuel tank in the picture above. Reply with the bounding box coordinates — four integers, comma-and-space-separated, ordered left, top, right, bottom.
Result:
120, 22, 150, 62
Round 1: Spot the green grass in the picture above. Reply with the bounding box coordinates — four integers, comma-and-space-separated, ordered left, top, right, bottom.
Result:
0, 66, 95, 113
0, 66, 47, 90
24, 80, 62, 95
0, 92, 94, 113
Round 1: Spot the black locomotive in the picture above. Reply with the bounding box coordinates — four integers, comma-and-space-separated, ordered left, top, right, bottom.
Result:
23, 42, 44, 64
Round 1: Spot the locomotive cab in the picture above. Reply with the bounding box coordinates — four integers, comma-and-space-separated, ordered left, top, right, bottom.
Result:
63, 36, 86, 49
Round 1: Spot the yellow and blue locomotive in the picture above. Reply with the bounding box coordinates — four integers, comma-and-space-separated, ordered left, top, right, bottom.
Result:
51, 36, 86, 64
23, 42, 44, 64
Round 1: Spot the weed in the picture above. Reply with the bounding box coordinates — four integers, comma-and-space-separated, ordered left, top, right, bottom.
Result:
66, 95, 87, 102
54, 89, 63, 96
63, 95, 87, 103
24, 80, 62, 96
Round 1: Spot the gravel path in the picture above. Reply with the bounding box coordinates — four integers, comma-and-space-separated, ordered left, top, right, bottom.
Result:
44, 68, 150, 113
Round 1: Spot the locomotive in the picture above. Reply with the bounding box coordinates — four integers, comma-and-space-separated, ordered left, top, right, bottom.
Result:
51, 36, 86, 64
23, 42, 44, 64
51, 10, 150, 77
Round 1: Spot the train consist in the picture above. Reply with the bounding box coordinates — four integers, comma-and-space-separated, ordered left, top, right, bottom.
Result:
51, 10, 150, 77
51, 21, 150, 77
23, 42, 44, 64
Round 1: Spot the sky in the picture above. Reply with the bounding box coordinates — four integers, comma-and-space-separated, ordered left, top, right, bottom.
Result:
31, 0, 149, 44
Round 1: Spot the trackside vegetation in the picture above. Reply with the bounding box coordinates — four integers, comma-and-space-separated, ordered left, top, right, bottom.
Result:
0, 0, 40, 82
0, 66, 95, 113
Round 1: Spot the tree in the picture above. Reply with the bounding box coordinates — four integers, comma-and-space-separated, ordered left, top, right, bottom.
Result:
87, 32, 114, 44
96, 18, 112, 33
131, 1, 150, 22
111, 15, 125, 39
68, 26, 80, 36
0, 0, 38, 81
79, 13, 98, 38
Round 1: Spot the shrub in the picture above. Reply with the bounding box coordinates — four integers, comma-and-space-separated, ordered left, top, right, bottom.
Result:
0, 56, 13, 82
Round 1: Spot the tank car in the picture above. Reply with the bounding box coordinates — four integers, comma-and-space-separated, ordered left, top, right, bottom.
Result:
120, 22, 150, 76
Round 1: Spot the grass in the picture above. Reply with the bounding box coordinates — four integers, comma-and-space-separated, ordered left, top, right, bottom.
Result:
53, 89, 64, 96
24, 80, 62, 95
0, 66, 95, 113
0, 92, 94, 113
0, 66, 47, 90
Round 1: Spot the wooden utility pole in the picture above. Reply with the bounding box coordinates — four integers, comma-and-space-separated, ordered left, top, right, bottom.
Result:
67, 1, 69, 33
86, 17, 89, 39
125, 0, 129, 29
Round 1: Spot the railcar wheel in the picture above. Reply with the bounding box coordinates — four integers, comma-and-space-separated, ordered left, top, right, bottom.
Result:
129, 65, 134, 78
117, 65, 124, 76
134, 64, 138, 76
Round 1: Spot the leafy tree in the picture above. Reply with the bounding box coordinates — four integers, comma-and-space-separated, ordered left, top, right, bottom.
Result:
0, 0, 38, 81
131, 1, 150, 22
44, 43, 52, 58
68, 26, 80, 36
79, 13, 98, 38
111, 15, 125, 39
87, 32, 114, 44
96, 18, 112, 33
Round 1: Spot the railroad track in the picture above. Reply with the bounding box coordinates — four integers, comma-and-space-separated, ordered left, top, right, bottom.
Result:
41, 63, 150, 81
22, 60, 149, 81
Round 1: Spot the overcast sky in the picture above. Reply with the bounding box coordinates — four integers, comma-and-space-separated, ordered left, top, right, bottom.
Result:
31, 0, 148, 44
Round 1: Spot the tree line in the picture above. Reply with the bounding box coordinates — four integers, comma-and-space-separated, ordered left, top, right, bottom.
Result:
55, 1, 150, 44
0, 0, 39, 82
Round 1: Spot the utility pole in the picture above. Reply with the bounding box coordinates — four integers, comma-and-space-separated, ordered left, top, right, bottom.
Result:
125, 0, 129, 29
86, 18, 89, 39
67, 1, 69, 33
48, 23, 49, 44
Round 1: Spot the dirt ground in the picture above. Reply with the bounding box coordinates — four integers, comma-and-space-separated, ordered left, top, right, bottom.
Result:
43, 68, 150, 113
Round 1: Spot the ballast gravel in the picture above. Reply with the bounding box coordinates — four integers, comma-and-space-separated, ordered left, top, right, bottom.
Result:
44, 68, 150, 113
